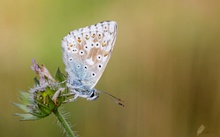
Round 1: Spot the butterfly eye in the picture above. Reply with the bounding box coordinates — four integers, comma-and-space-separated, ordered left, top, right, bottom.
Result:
90, 91, 95, 97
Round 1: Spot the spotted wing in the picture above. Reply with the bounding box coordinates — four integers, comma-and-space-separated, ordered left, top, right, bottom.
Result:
62, 21, 117, 89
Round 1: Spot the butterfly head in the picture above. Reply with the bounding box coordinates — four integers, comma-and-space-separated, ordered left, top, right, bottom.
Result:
87, 89, 99, 100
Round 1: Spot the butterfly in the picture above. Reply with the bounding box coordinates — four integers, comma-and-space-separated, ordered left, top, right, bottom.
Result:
61, 21, 123, 106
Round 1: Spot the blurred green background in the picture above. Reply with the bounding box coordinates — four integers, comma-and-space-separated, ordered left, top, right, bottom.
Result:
1, 0, 220, 137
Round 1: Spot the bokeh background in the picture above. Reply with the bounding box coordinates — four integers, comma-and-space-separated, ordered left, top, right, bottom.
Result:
1, 0, 220, 137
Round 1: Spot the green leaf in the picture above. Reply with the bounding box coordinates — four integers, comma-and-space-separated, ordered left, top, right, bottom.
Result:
18, 91, 31, 105
12, 102, 30, 113
55, 68, 66, 82
34, 77, 40, 86
14, 113, 40, 121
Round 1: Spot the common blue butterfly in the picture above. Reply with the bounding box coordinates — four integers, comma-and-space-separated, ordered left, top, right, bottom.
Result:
62, 21, 122, 105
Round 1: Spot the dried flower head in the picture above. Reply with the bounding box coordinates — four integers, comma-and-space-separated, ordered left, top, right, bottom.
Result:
13, 59, 67, 120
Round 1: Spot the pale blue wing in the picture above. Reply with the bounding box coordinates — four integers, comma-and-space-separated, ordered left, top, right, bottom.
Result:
62, 21, 117, 89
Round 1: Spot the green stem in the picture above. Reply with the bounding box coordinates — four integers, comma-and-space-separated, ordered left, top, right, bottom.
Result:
53, 108, 75, 137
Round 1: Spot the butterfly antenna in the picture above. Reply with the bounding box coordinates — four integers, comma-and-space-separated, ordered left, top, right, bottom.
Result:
98, 90, 125, 107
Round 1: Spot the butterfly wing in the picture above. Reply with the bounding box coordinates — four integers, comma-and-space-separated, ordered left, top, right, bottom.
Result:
62, 21, 117, 89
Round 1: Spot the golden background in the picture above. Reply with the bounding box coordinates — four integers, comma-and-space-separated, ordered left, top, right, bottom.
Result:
1, 0, 220, 137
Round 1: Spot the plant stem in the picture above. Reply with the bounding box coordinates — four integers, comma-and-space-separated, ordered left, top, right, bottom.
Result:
53, 108, 75, 137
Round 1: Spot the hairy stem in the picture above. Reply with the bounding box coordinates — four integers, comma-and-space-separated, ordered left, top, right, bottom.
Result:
53, 108, 75, 137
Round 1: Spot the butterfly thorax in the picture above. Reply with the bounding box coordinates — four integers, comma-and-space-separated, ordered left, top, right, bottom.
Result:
66, 78, 99, 100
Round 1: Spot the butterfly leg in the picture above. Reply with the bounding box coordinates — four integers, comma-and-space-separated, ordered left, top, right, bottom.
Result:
63, 94, 79, 103
52, 88, 65, 105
